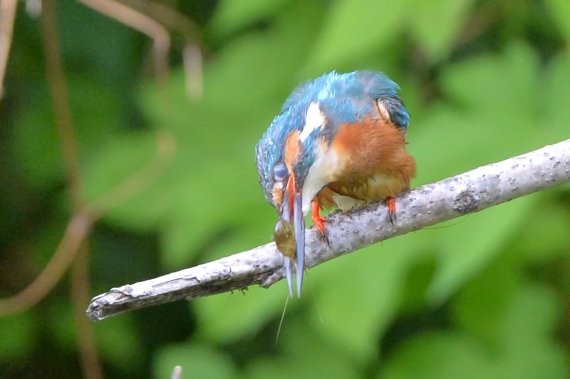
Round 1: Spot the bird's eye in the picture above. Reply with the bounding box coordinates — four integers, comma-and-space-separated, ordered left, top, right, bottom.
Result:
273, 163, 287, 181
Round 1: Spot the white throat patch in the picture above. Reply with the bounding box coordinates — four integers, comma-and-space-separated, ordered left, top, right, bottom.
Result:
299, 102, 325, 142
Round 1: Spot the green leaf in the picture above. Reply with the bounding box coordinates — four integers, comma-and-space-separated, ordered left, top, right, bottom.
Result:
382, 332, 496, 379
453, 256, 521, 347
96, 315, 144, 371
408, 0, 473, 61
12, 77, 124, 189
410, 46, 546, 185
498, 284, 561, 351
0, 314, 36, 363
383, 281, 568, 379
510, 199, 570, 264
544, 51, 570, 142
495, 284, 567, 379
82, 131, 169, 231
210, 0, 287, 37
155, 161, 278, 270
442, 43, 539, 113
45, 302, 76, 351
307, 239, 417, 361
195, 283, 285, 343
246, 353, 357, 379
159, 214, 222, 270
428, 195, 535, 303
11, 87, 63, 189
306, 0, 406, 70
246, 322, 359, 379
544, 0, 570, 42
153, 344, 237, 379
407, 44, 564, 302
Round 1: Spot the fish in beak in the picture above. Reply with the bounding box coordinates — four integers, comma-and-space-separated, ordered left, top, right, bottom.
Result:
274, 173, 305, 297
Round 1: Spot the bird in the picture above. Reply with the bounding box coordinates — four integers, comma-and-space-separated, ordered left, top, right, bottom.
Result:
255, 70, 415, 298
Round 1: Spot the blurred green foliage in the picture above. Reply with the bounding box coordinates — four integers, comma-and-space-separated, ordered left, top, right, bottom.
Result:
1, 0, 569, 378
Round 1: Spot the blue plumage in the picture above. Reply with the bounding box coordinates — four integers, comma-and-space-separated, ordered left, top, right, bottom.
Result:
255, 70, 413, 298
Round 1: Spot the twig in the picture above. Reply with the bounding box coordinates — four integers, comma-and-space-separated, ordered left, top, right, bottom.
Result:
41, 2, 103, 376
0, 211, 92, 315
182, 44, 203, 99
0, 0, 18, 98
0, 131, 175, 316
126, 0, 204, 98
71, 244, 103, 379
86, 139, 570, 321
122, 0, 201, 43
79, 0, 170, 82
42, 0, 82, 207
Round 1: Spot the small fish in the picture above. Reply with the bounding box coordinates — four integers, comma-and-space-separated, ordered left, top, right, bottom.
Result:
274, 219, 296, 260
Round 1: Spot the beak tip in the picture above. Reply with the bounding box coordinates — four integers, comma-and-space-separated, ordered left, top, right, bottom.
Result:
293, 191, 305, 298
280, 173, 306, 298
283, 257, 294, 298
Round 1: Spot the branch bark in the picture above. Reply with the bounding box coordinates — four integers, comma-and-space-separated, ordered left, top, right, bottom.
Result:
86, 139, 570, 321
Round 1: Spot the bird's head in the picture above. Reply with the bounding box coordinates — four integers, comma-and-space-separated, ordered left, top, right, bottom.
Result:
255, 103, 320, 207
255, 101, 321, 296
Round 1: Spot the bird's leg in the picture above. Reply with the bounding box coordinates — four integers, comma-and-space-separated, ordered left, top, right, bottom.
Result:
311, 200, 329, 245
311, 200, 326, 234
387, 196, 397, 224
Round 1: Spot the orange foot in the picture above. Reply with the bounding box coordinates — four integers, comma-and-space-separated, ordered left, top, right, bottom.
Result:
387, 196, 397, 224
311, 200, 329, 244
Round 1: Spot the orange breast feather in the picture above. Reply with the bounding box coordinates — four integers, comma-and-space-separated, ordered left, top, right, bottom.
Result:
324, 118, 415, 205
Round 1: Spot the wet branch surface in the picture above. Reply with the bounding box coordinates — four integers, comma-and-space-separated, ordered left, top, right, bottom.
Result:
87, 139, 570, 321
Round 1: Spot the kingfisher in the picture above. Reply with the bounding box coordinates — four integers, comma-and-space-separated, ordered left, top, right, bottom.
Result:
255, 70, 415, 297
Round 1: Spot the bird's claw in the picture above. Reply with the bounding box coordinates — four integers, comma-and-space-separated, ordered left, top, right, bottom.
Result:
317, 225, 330, 247
387, 196, 397, 225
311, 201, 330, 246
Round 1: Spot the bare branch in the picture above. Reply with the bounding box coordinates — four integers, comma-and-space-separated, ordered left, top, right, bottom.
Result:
86, 139, 570, 321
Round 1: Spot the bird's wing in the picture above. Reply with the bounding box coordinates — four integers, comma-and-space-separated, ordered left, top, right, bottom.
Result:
357, 71, 410, 129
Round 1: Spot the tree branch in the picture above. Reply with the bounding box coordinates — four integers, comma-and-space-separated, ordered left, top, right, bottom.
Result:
86, 139, 570, 321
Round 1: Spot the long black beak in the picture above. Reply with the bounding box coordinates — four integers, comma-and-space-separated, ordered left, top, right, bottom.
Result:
293, 189, 305, 297
276, 175, 305, 298
277, 194, 294, 297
